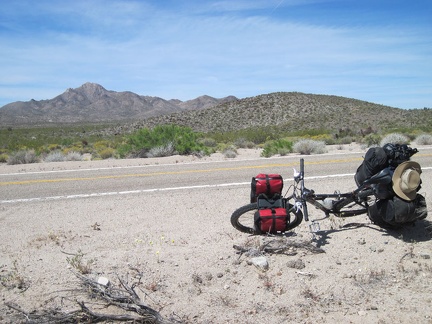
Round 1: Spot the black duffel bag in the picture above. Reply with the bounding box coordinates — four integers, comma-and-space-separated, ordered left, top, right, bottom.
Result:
368, 194, 427, 227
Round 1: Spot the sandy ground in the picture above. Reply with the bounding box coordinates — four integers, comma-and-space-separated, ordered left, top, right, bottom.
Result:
1, 144, 432, 323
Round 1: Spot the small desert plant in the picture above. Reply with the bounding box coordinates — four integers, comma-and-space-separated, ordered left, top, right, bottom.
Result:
0, 260, 28, 290
293, 139, 327, 155
380, 133, 409, 146
223, 149, 237, 158
199, 137, 217, 148
66, 250, 92, 274
363, 134, 381, 147
147, 142, 176, 158
66, 151, 84, 161
44, 151, 65, 162
0, 153, 8, 163
234, 137, 255, 149
98, 147, 116, 159
7, 149, 39, 165
261, 139, 293, 157
222, 145, 238, 158
415, 134, 432, 145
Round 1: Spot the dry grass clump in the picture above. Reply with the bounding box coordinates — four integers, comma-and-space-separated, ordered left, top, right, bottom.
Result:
415, 134, 432, 145
44, 151, 84, 162
380, 133, 409, 146
7, 150, 39, 165
293, 139, 327, 155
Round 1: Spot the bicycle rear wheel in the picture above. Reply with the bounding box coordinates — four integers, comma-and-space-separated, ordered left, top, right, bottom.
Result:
230, 203, 303, 235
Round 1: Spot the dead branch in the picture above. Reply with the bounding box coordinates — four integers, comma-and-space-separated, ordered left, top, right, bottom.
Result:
5, 270, 178, 323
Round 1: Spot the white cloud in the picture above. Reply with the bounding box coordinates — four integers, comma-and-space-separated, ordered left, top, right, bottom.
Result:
0, 0, 430, 108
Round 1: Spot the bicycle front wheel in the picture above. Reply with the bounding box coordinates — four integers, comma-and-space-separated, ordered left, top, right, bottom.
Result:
230, 202, 304, 235
231, 203, 259, 234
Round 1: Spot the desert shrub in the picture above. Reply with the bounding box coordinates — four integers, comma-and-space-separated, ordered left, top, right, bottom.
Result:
98, 148, 115, 159
234, 137, 255, 149
293, 139, 327, 155
199, 137, 217, 148
93, 140, 111, 151
311, 134, 333, 144
7, 150, 39, 165
147, 142, 176, 158
0, 153, 8, 163
66, 151, 84, 161
222, 145, 238, 158
261, 139, 293, 158
122, 125, 207, 157
223, 150, 237, 158
380, 133, 409, 146
415, 134, 432, 145
44, 151, 65, 162
363, 134, 381, 147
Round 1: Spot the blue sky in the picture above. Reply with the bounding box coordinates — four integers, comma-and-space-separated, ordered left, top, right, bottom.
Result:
1, 0, 431, 109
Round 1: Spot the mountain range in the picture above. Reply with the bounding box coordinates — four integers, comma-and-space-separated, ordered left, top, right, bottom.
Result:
1, 82, 430, 135
0, 82, 237, 125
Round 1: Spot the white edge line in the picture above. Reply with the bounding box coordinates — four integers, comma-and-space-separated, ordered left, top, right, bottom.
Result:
2, 169, 431, 204
1, 173, 352, 204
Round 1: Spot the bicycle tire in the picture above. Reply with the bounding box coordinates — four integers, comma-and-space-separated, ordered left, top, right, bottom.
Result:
230, 203, 304, 235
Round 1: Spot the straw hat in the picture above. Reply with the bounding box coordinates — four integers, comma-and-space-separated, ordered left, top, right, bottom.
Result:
392, 161, 421, 201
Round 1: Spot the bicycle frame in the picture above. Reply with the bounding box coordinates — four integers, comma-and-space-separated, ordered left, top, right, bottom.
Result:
287, 158, 388, 222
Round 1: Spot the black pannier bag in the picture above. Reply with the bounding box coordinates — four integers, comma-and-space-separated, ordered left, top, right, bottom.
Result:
355, 147, 389, 186
368, 194, 427, 227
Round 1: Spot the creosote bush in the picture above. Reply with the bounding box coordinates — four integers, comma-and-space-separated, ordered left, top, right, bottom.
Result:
293, 139, 327, 155
120, 124, 208, 158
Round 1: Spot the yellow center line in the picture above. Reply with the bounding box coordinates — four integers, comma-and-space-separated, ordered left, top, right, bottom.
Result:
0, 157, 365, 186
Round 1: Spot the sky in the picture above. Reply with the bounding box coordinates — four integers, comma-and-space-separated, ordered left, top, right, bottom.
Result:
0, 0, 431, 109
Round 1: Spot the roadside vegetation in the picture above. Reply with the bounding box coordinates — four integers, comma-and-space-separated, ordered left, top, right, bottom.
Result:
1, 123, 431, 165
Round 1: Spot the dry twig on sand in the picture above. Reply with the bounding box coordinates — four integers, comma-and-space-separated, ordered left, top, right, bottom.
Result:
5, 270, 177, 323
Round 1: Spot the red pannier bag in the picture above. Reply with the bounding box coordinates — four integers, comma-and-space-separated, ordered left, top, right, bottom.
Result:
255, 208, 289, 234
251, 173, 283, 203
254, 196, 289, 234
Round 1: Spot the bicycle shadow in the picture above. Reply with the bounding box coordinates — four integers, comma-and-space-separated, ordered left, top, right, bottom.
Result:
312, 218, 432, 248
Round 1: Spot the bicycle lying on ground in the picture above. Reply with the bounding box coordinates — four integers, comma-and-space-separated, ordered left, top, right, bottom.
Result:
231, 145, 425, 235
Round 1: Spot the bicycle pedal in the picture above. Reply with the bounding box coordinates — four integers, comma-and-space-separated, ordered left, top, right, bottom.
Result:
309, 221, 320, 233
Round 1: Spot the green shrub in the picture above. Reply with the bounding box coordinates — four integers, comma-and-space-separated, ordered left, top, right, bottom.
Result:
415, 134, 432, 145
380, 133, 409, 146
293, 139, 327, 155
261, 139, 293, 158
98, 148, 115, 159
0, 153, 8, 163
7, 150, 39, 165
363, 134, 381, 147
122, 125, 207, 157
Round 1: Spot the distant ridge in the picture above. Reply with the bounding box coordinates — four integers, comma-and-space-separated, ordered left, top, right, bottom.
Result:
0, 82, 238, 125
1, 83, 430, 134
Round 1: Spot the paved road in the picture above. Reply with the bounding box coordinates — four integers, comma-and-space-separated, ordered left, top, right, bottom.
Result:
1, 148, 432, 204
